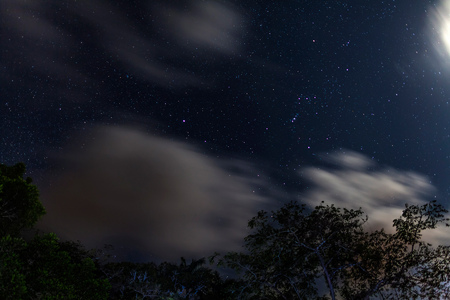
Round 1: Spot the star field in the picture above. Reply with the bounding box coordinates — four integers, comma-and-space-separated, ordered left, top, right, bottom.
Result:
2, 0, 450, 261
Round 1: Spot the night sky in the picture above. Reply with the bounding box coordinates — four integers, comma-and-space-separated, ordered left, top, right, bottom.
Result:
3, 0, 450, 262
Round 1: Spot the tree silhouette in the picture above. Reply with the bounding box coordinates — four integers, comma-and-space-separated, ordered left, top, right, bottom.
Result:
2, 162, 450, 299
218, 200, 450, 299
0, 163, 45, 237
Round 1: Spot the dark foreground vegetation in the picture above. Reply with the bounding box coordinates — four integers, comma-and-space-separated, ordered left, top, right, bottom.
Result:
1, 162, 450, 299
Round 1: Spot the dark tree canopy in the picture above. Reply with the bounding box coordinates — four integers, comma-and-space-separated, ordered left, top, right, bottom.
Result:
218, 200, 450, 299
0, 163, 110, 299
0, 233, 110, 299
2, 162, 450, 299
0, 163, 45, 237
101, 257, 240, 299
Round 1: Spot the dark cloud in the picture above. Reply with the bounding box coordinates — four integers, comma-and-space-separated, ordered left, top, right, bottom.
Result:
38, 126, 270, 261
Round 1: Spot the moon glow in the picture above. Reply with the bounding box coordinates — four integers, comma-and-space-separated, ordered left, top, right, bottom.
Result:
430, 0, 450, 59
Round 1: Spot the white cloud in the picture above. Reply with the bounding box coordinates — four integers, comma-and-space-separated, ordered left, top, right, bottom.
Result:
301, 150, 448, 245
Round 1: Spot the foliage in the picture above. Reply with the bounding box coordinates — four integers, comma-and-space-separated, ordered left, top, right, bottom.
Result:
0, 233, 110, 300
0, 163, 45, 237
0, 162, 110, 298
101, 257, 239, 299
340, 200, 450, 299
2, 162, 450, 299
217, 201, 368, 299
218, 200, 450, 299
0, 235, 28, 299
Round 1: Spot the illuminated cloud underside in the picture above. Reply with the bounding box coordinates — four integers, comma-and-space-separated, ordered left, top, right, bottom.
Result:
301, 150, 448, 245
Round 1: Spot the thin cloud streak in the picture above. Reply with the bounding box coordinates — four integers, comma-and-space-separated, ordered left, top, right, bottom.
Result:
1, 0, 245, 93
160, 1, 244, 55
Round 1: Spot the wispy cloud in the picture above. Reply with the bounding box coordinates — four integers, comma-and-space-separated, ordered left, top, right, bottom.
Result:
1, 0, 245, 94
300, 150, 448, 244
159, 1, 244, 55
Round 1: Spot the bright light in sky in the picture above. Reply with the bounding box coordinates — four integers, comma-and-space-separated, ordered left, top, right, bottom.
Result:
441, 18, 450, 55
430, 0, 450, 59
